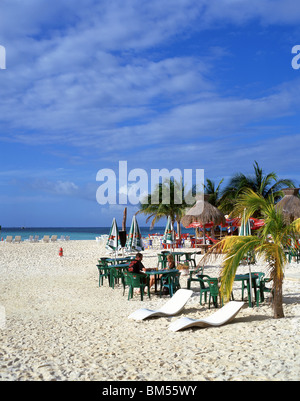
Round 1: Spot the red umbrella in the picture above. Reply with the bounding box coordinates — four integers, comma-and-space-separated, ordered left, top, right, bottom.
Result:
249, 218, 265, 230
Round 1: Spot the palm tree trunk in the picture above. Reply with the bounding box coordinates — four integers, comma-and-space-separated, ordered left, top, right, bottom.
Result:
272, 282, 284, 318
271, 264, 284, 319
176, 219, 181, 239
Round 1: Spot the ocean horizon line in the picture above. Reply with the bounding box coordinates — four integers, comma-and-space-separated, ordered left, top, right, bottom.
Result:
0, 226, 195, 241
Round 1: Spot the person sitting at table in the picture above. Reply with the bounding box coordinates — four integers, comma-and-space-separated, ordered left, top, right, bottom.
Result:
128, 253, 148, 294
128, 252, 146, 274
166, 254, 176, 269
149, 254, 176, 288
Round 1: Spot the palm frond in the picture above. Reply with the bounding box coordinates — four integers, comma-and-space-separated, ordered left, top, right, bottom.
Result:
219, 236, 261, 302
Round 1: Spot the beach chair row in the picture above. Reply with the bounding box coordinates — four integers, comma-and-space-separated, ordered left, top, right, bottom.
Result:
4, 235, 70, 243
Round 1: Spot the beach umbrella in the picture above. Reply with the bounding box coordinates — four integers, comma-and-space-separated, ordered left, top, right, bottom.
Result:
239, 208, 254, 306
250, 218, 265, 230
162, 216, 176, 250
125, 215, 144, 252
106, 218, 121, 258
275, 188, 300, 224
181, 195, 226, 244
239, 210, 251, 237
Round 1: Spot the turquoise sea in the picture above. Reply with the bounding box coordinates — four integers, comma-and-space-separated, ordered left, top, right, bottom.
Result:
0, 226, 196, 241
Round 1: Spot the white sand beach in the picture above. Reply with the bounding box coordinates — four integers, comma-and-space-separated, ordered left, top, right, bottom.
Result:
0, 240, 299, 381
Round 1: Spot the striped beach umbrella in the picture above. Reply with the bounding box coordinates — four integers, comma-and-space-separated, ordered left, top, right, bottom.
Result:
125, 215, 144, 252
239, 209, 253, 306
106, 218, 121, 253
162, 216, 175, 249
239, 209, 251, 236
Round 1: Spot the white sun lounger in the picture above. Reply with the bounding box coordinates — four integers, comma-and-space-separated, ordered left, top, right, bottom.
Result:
128, 289, 193, 321
27, 235, 34, 243
168, 301, 245, 332
14, 236, 22, 243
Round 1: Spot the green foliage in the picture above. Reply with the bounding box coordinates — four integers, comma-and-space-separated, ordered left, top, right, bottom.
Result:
137, 178, 192, 232
219, 161, 295, 215
203, 188, 300, 318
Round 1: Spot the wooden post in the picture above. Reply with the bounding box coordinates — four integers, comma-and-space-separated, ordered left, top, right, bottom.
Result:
122, 207, 127, 231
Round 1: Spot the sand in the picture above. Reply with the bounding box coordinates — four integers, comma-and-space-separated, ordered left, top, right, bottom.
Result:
0, 239, 299, 381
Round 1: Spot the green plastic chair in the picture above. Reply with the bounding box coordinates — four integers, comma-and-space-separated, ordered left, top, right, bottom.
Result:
287, 247, 300, 263
110, 267, 126, 289
96, 262, 111, 287
241, 272, 265, 305
122, 270, 132, 298
187, 266, 204, 289
182, 253, 196, 268
160, 271, 181, 297
157, 254, 168, 269
196, 275, 212, 305
203, 278, 220, 309
173, 272, 181, 293
256, 276, 273, 306
128, 273, 150, 301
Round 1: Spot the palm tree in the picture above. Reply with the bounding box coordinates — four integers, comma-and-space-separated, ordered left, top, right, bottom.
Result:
220, 161, 295, 214
137, 178, 190, 236
204, 178, 224, 207
205, 189, 300, 319
203, 178, 224, 239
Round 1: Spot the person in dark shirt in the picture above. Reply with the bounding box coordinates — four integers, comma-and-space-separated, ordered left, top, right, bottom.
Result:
128, 252, 146, 274
128, 253, 147, 292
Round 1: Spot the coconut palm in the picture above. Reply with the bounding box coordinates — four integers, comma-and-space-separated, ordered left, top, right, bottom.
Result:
137, 178, 190, 236
220, 161, 295, 214
205, 189, 300, 319
204, 178, 224, 207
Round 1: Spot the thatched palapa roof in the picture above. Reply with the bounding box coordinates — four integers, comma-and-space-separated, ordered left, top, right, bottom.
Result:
275, 188, 300, 223
181, 195, 226, 228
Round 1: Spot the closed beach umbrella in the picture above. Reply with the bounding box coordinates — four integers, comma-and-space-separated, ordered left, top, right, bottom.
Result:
239, 210, 251, 236
162, 216, 175, 249
126, 215, 144, 252
239, 208, 253, 306
106, 218, 121, 253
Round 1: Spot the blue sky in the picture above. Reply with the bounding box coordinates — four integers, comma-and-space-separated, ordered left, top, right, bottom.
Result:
0, 0, 300, 227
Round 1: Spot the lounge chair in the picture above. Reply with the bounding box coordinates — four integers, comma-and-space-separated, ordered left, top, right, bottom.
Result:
14, 236, 22, 243
42, 235, 50, 243
50, 235, 57, 242
5, 236, 13, 243
27, 235, 34, 243
168, 301, 245, 332
34, 235, 39, 243
128, 289, 193, 320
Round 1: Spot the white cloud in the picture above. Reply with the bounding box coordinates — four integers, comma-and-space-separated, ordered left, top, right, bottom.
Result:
1, 1, 300, 185
201, 0, 300, 26
1, 0, 300, 150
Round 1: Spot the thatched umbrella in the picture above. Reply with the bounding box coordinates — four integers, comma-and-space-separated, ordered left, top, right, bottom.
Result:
181, 195, 226, 244
275, 188, 300, 223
